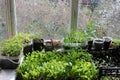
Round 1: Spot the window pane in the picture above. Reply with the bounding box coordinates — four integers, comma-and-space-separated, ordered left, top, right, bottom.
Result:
16, 0, 71, 39
78, 0, 120, 38
0, 0, 8, 43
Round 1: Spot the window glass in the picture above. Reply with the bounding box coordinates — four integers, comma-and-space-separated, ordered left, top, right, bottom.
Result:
16, 0, 71, 39
0, 0, 8, 43
78, 0, 120, 38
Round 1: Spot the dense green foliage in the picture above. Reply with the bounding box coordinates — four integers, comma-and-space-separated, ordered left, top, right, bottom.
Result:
64, 21, 96, 43
64, 31, 89, 43
113, 38, 120, 46
1, 36, 23, 56
0, 33, 32, 56
17, 50, 98, 80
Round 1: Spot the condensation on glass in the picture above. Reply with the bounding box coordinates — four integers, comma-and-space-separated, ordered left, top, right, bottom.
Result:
78, 0, 120, 38
15, 0, 71, 39
78, 0, 100, 29
0, 0, 8, 43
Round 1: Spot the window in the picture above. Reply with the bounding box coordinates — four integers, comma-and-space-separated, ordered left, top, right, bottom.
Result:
16, 0, 71, 39
0, 0, 8, 43
78, 0, 120, 38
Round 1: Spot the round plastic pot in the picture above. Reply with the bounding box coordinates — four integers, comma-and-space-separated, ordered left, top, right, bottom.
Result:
33, 39, 44, 51
87, 40, 93, 50
103, 37, 112, 50
104, 41, 111, 50
0, 56, 19, 69
94, 39, 104, 51
23, 44, 33, 56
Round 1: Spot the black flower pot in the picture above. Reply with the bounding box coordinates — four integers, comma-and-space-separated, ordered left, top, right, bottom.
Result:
88, 40, 93, 50
103, 37, 112, 50
23, 44, 33, 56
104, 41, 111, 50
0, 56, 20, 69
33, 38, 44, 51
45, 41, 54, 51
94, 39, 104, 51
1, 59, 19, 69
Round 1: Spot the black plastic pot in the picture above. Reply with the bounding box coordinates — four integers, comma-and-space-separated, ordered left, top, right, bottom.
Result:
0, 52, 24, 69
23, 44, 33, 56
104, 41, 111, 50
0, 56, 19, 69
33, 38, 44, 51
87, 40, 93, 50
103, 37, 112, 50
45, 41, 54, 51
94, 39, 104, 51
